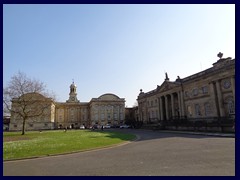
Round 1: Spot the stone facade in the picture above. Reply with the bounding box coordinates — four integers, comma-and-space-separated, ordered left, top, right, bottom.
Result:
137, 55, 235, 124
9, 93, 55, 131
9, 82, 125, 131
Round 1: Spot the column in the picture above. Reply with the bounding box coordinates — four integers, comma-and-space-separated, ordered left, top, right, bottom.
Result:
216, 80, 225, 117
159, 97, 163, 120
209, 82, 219, 117
171, 93, 175, 118
118, 105, 120, 123
178, 92, 182, 117
76, 108, 79, 122
231, 76, 235, 99
160, 97, 164, 120
165, 95, 169, 120
180, 91, 184, 117
64, 108, 68, 127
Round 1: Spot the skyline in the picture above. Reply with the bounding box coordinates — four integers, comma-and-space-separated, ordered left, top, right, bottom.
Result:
3, 4, 235, 107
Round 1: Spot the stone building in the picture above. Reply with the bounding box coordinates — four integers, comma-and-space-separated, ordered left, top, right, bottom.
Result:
137, 53, 235, 126
9, 93, 55, 131
9, 82, 125, 131
3, 115, 10, 131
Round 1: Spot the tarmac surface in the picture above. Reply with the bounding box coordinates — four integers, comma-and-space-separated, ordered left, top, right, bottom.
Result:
3, 129, 235, 176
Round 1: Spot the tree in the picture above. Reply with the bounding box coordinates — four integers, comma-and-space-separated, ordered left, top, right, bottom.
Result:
3, 72, 56, 135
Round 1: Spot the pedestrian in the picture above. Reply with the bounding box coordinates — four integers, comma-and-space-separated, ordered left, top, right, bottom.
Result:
101, 125, 103, 131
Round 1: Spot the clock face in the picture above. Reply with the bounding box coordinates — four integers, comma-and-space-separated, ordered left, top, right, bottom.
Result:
223, 80, 231, 89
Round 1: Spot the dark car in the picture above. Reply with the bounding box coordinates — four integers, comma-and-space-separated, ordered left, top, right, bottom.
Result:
111, 125, 120, 128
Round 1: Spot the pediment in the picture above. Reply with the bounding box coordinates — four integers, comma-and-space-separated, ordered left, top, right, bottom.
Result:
157, 81, 180, 92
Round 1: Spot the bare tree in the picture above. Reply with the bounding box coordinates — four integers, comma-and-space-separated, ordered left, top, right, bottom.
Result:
3, 71, 56, 135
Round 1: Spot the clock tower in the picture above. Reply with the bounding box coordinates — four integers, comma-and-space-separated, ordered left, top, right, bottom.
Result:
66, 81, 80, 103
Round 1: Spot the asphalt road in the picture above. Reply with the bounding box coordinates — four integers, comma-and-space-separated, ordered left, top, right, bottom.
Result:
3, 129, 235, 176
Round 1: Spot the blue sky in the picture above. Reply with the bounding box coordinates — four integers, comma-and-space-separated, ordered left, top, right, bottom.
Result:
3, 4, 235, 107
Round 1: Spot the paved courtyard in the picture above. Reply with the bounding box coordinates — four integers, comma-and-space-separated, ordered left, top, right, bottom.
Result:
3, 129, 235, 176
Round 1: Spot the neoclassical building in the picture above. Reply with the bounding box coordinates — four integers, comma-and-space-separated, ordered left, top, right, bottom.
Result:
9, 82, 125, 131
55, 82, 125, 129
137, 54, 235, 124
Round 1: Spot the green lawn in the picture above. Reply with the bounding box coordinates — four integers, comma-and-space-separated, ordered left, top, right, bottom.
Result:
3, 130, 136, 160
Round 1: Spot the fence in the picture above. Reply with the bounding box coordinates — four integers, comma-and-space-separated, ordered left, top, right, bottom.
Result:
156, 116, 235, 133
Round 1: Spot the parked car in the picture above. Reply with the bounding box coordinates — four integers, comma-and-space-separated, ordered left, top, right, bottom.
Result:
120, 124, 130, 129
103, 124, 111, 129
80, 125, 85, 129
91, 124, 100, 129
111, 125, 120, 128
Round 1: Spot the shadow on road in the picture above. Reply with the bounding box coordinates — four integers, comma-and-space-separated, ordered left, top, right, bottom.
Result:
104, 129, 234, 142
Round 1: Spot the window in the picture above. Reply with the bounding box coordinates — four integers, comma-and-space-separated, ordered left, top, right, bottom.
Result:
192, 88, 198, 96
204, 103, 211, 116
120, 113, 124, 120
71, 109, 74, 115
152, 111, 155, 118
226, 97, 235, 114
187, 106, 192, 116
82, 115, 85, 120
202, 86, 208, 94
151, 101, 153, 107
44, 123, 48, 127
195, 104, 201, 116
14, 124, 17, 128
185, 91, 189, 97
101, 113, 104, 120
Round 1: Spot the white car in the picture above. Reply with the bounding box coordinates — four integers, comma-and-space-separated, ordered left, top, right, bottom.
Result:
103, 124, 111, 129
120, 124, 130, 129
80, 125, 85, 129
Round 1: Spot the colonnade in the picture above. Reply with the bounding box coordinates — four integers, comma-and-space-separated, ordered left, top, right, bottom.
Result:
158, 90, 185, 121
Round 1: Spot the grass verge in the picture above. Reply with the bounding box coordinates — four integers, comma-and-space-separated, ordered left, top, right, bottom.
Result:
3, 129, 136, 160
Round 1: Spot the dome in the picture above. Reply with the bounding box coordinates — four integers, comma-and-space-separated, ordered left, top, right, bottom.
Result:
98, 93, 120, 100
70, 82, 77, 88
